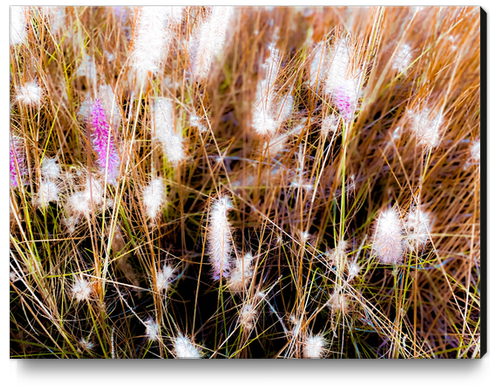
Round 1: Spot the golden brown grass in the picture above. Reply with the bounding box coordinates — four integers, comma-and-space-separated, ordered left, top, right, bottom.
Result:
9, 6, 481, 359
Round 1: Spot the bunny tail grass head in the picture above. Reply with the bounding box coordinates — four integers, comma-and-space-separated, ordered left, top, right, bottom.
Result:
130, 7, 177, 89
90, 99, 120, 184
208, 195, 233, 280
323, 37, 362, 122
252, 44, 281, 136
143, 178, 166, 221
372, 207, 404, 265
303, 334, 326, 358
191, 6, 233, 82
239, 303, 257, 331
16, 81, 43, 107
228, 252, 255, 293
152, 98, 185, 165
406, 107, 444, 150
405, 207, 433, 252
41, 157, 60, 180
34, 180, 59, 208
144, 318, 160, 342
156, 265, 175, 292
72, 277, 92, 302
173, 333, 201, 358
10, 6, 29, 46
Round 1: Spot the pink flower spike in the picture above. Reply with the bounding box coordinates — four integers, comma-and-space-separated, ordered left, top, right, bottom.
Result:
90, 99, 120, 185
334, 79, 358, 122
10, 136, 26, 188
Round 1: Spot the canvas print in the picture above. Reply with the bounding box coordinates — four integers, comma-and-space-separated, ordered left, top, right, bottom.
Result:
9, 6, 482, 359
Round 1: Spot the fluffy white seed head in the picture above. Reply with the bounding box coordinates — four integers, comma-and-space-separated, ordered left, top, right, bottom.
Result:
405, 208, 433, 252
392, 44, 413, 72
156, 265, 174, 292
329, 239, 348, 268
327, 288, 350, 313
174, 334, 201, 358
324, 38, 351, 94
98, 84, 122, 130
34, 180, 59, 208
263, 44, 281, 88
143, 178, 166, 221
153, 98, 185, 165
309, 41, 328, 89
165, 133, 185, 165
373, 208, 404, 265
323, 38, 362, 121
84, 178, 104, 207
208, 196, 233, 280
228, 253, 255, 293
167, 6, 184, 25
63, 216, 79, 234
252, 96, 278, 136
191, 6, 233, 82
16, 81, 43, 107
391, 126, 403, 142
67, 192, 91, 218
79, 337, 94, 351
469, 140, 480, 165
72, 277, 92, 302
407, 108, 444, 149
153, 98, 174, 134
66, 178, 105, 219
42, 157, 60, 180
303, 334, 325, 358
239, 304, 257, 331
252, 45, 281, 136
131, 7, 178, 86
10, 6, 28, 46
347, 261, 360, 282
252, 81, 279, 136
144, 318, 160, 341
299, 231, 311, 245
189, 114, 208, 133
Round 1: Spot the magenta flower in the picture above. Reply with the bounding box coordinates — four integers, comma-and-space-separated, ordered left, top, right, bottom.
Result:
90, 99, 120, 184
334, 80, 358, 122
335, 85, 353, 119
10, 136, 25, 188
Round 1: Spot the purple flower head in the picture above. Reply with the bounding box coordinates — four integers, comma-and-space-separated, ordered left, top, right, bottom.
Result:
90, 99, 120, 185
10, 136, 26, 188
335, 87, 352, 118
334, 80, 358, 122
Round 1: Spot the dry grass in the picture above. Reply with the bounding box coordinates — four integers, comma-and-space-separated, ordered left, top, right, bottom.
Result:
9, 6, 481, 359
